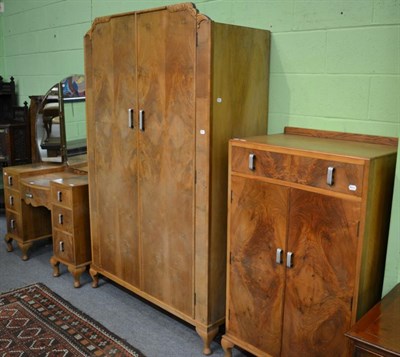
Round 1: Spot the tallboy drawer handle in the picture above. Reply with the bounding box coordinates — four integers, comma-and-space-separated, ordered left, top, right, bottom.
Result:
57, 191, 62, 202
248, 153, 256, 171
10, 219, 16, 230
327, 166, 335, 186
58, 214, 63, 225
8, 176, 13, 186
25, 193, 33, 199
59, 241, 64, 252
9, 196, 14, 206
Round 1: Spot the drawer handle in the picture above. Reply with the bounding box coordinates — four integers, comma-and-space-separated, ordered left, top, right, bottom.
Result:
128, 108, 134, 129
25, 193, 33, 199
59, 241, 64, 252
327, 166, 335, 186
139, 109, 145, 131
58, 214, 63, 225
276, 248, 283, 264
248, 153, 256, 171
10, 219, 16, 230
286, 252, 294, 268
7, 176, 13, 186
57, 191, 62, 202
9, 196, 14, 206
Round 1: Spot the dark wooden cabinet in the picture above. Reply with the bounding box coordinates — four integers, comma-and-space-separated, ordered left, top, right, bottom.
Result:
222, 128, 397, 357
346, 283, 400, 357
0, 77, 31, 166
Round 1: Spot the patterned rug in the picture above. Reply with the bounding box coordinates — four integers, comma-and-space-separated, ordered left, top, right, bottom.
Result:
0, 283, 144, 356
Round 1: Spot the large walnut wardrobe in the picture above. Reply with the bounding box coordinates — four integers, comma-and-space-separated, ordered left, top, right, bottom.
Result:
84, 3, 270, 353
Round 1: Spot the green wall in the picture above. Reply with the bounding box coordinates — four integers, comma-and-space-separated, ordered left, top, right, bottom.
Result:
0, 14, 4, 74
1, 0, 399, 295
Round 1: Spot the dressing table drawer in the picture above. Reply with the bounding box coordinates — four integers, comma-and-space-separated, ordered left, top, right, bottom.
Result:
3, 171, 20, 190
51, 186, 73, 207
21, 183, 51, 208
6, 211, 22, 237
4, 190, 21, 212
53, 230, 74, 263
52, 206, 73, 234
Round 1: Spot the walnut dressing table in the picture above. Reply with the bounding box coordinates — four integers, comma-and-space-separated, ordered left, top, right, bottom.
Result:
3, 163, 90, 287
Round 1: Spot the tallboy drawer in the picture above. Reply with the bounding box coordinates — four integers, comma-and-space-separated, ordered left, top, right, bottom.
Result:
231, 146, 364, 196
289, 156, 364, 196
231, 146, 291, 180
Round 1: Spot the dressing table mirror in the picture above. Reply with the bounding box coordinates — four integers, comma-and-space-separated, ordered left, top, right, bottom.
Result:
4, 75, 91, 287
36, 74, 87, 168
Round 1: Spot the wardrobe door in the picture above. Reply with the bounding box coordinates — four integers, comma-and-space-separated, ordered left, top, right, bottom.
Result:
227, 176, 288, 356
136, 8, 196, 315
89, 14, 140, 287
282, 189, 360, 356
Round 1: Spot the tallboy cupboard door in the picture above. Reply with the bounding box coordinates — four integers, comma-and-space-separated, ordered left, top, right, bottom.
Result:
282, 189, 360, 356
137, 8, 196, 316
87, 14, 140, 287
228, 176, 288, 356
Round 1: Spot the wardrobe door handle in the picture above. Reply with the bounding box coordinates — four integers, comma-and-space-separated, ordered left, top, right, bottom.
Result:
139, 110, 144, 131
286, 252, 293, 268
327, 166, 335, 186
276, 248, 283, 264
128, 108, 134, 129
249, 153, 255, 170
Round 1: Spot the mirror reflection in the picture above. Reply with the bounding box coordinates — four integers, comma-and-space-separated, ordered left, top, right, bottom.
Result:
36, 75, 86, 164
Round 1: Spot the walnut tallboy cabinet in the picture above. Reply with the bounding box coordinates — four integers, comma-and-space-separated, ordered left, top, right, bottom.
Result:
84, 3, 270, 354
222, 128, 398, 357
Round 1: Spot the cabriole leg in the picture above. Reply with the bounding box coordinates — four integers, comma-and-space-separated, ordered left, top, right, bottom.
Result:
221, 336, 234, 357
195, 325, 219, 355
89, 267, 99, 288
